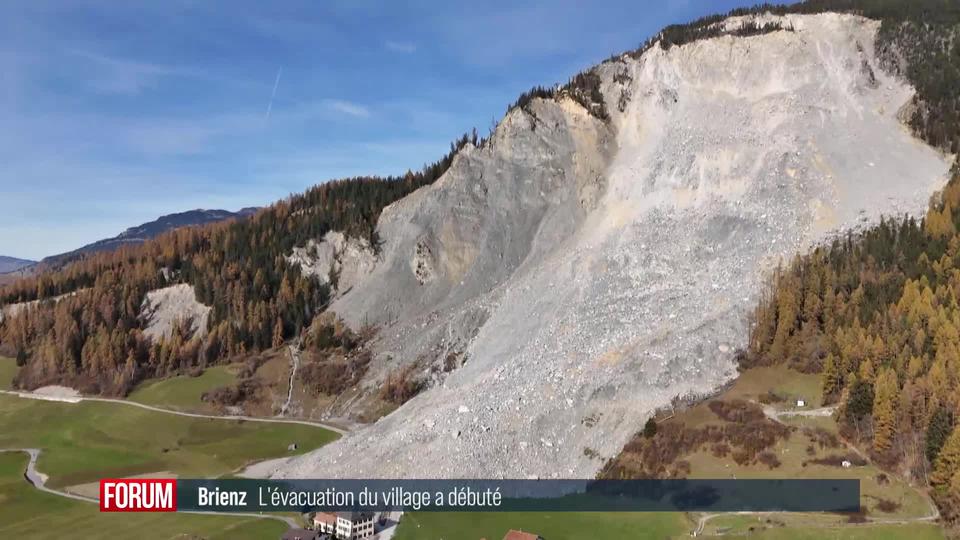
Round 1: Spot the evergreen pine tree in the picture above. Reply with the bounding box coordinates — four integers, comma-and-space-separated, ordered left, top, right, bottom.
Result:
822, 353, 841, 401
643, 417, 657, 438
932, 426, 960, 488
873, 368, 899, 454
928, 407, 956, 464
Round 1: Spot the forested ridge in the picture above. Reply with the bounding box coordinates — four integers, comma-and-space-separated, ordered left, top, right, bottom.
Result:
0, 132, 478, 395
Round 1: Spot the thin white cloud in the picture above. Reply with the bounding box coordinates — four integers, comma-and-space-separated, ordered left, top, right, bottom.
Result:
68, 50, 181, 95
324, 99, 370, 118
385, 40, 417, 54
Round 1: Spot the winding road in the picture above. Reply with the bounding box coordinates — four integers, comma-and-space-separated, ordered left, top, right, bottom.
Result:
0, 389, 348, 435
0, 385, 354, 531
0, 448, 300, 528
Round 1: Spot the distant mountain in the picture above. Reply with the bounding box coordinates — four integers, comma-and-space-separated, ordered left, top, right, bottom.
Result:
73, 208, 258, 254
0, 256, 35, 274
6, 208, 258, 275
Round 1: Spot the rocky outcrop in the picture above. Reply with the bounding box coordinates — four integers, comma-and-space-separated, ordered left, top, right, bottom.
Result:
287, 231, 377, 295
140, 284, 211, 341
274, 13, 951, 479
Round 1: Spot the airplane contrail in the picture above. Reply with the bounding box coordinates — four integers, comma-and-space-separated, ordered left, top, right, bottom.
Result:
265, 66, 282, 120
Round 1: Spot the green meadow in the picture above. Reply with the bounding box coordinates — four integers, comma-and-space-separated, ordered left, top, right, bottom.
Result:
0, 392, 338, 487
128, 364, 238, 412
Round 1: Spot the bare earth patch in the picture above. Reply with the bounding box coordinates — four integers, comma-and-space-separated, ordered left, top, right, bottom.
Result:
140, 284, 211, 341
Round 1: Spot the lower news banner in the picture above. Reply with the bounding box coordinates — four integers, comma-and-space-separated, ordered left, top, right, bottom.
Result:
99, 478, 860, 513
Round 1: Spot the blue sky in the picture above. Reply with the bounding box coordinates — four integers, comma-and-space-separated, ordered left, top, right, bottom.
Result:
0, 0, 760, 260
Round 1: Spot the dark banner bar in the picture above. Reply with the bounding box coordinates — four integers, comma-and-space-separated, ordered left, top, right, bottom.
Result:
176, 479, 859, 513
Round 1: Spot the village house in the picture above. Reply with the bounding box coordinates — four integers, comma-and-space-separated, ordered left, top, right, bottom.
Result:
337, 511, 375, 539
502, 530, 543, 540
313, 510, 375, 539
313, 512, 336, 535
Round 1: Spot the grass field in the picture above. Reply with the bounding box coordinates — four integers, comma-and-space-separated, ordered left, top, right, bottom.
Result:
700, 512, 944, 539
0, 452, 286, 540
0, 355, 17, 389
683, 429, 931, 519
391, 510, 939, 540
723, 365, 824, 409
669, 367, 932, 520
0, 392, 338, 487
128, 364, 239, 412
663, 365, 824, 429
393, 510, 693, 540
728, 526, 944, 540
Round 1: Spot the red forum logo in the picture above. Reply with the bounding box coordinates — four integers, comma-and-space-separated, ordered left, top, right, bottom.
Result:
100, 478, 177, 512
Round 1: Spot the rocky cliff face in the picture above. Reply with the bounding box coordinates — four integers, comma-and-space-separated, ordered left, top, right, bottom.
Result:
275, 13, 951, 479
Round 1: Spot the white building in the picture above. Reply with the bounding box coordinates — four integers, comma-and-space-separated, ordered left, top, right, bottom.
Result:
337, 511, 375, 539
313, 511, 374, 539
313, 512, 336, 535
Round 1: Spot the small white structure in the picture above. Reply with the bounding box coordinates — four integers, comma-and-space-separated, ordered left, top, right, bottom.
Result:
841, 460, 852, 468
796, 399, 806, 408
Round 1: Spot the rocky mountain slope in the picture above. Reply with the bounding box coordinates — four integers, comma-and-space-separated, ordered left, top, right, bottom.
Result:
273, 12, 952, 479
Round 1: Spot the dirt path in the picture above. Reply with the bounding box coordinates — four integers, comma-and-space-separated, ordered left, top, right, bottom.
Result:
0, 389, 348, 435
280, 341, 301, 417
0, 448, 299, 528
760, 404, 837, 420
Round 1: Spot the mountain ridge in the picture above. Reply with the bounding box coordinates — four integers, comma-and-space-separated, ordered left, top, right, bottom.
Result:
0, 256, 36, 274
5, 208, 259, 277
